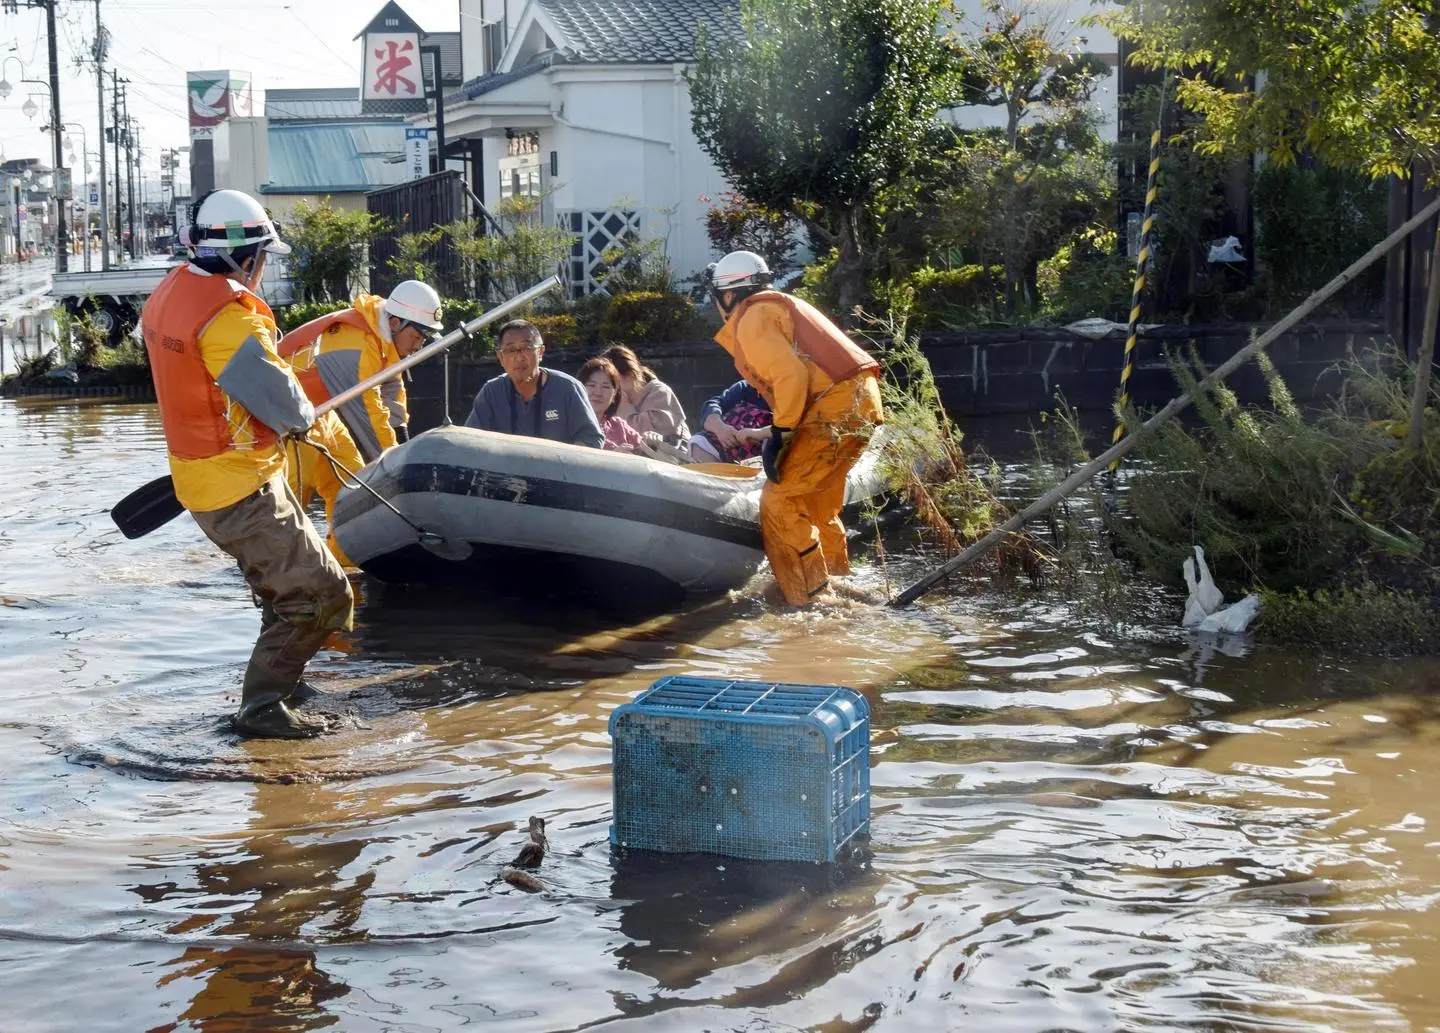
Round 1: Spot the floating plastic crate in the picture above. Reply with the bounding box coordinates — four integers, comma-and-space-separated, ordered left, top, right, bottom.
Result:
609, 676, 871, 862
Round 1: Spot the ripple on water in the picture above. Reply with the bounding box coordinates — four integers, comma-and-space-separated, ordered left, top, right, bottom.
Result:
7, 401, 1440, 1031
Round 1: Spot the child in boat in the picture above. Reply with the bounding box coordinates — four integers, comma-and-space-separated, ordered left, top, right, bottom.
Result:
688, 379, 773, 463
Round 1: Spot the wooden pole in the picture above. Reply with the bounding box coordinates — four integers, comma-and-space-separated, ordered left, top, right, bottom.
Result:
1404, 220, 1440, 452
891, 193, 1440, 608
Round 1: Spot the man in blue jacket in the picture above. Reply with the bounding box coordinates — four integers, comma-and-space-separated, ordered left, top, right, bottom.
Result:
465, 320, 604, 447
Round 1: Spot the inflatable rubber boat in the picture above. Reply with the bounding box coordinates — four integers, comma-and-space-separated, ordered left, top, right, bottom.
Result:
331, 425, 887, 603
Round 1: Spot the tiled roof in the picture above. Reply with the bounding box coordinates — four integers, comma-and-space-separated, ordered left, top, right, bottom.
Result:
265, 87, 370, 124
536, 0, 740, 63
263, 121, 410, 194
457, 62, 547, 102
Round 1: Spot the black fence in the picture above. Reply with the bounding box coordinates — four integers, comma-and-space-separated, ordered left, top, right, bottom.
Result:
367, 170, 466, 299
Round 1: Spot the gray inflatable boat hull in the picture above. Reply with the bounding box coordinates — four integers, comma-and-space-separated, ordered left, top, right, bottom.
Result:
331, 426, 884, 600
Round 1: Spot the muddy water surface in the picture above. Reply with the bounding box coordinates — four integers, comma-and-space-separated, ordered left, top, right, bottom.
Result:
2, 398, 1438, 1032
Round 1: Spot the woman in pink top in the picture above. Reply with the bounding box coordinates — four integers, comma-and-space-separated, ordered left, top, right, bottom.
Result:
601, 344, 690, 441
579, 356, 645, 452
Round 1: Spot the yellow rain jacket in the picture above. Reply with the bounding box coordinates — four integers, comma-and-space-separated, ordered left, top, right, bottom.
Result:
141, 265, 314, 513
280, 294, 407, 462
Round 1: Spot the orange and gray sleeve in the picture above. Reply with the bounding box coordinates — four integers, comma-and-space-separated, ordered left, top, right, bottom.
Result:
357, 336, 400, 451
203, 305, 315, 436
736, 302, 808, 428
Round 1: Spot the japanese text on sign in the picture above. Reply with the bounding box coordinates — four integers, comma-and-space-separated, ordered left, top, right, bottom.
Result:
363, 33, 421, 100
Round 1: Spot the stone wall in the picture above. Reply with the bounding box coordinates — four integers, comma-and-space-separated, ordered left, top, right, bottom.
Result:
405, 320, 1390, 436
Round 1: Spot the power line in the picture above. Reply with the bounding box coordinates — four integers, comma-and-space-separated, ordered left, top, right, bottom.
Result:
290, 9, 359, 73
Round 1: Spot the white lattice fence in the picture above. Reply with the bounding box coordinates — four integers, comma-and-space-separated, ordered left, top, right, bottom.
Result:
557, 208, 641, 297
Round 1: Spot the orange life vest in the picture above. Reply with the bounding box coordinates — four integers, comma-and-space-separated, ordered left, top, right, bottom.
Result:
142, 265, 279, 461
732, 290, 879, 385
278, 308, 375, 406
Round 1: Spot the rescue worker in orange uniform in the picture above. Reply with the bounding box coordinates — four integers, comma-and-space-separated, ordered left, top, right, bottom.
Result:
141, 189, 353, 739
709, 251, 884, 606
278, 280, 444, 564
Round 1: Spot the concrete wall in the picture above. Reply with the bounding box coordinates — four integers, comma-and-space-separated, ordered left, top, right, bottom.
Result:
405, 321, 1388, 452
212, 116, 268, 198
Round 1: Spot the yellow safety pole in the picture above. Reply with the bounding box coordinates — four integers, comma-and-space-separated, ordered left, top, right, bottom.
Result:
1110, 85, 1167, 465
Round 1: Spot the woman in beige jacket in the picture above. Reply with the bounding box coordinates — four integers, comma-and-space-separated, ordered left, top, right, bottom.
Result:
602, 344, 691, 441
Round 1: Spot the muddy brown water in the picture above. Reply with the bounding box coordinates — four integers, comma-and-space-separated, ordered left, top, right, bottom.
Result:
2, 398, 1438, 1032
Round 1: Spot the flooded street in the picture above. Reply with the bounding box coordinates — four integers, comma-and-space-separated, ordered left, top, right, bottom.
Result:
2, 398, 1438, 1032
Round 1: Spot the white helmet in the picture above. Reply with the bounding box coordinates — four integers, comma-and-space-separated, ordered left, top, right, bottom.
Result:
190, 189, 290, 255
709, 250, 773, 293
382, 279, 444, 331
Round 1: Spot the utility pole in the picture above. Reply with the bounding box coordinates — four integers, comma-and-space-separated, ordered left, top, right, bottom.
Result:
421, 44, 446, 174
2, 0, 67, 270
39, 0, 68, 272
93, 0, 109, 270
124, 110, 135, 260
111, 72, 122, 263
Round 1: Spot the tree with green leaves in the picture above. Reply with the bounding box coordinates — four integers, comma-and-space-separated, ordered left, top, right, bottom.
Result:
889, 1, 1111, 313
688, 0, 961, 315
1109, 0, 1440, 449
284, 199, 385, 303
446, 193, 576, 303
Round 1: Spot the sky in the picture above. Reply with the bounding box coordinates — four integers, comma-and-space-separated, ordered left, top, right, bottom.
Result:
0, 0, 460, 196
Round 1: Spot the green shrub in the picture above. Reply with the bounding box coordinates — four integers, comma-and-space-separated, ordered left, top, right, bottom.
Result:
1037, 227, 1133, 321
600, 291, 701, 343
1253, 162, 1386, 312
900, 265, 1004, 331
530, 313, 578, 349
794, 250, 840, 312
276, 301, 350, 333
1257, 583, 1440, 655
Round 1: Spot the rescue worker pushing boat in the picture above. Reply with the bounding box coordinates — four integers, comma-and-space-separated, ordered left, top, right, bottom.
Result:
140, 189, 353, 739
708, 251, 884, 607
278, 280, 444, 564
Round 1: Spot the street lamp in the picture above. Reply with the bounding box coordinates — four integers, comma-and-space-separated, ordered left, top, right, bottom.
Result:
0, 55, 22, 101
58, 123, 89, 271
16, 78, 68, 272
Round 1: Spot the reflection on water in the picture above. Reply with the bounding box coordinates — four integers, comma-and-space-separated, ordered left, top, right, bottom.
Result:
2, 398, 1439, 1031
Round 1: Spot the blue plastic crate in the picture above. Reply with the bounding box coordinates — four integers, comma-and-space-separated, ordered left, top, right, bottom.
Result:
609, 676, 871, 862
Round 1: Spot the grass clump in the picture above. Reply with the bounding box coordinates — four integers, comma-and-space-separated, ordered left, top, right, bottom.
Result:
1107, 344, 1440, 652
861, 309, 1007, 555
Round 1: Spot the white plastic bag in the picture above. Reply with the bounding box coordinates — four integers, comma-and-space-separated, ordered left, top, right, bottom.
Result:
1197, 593, 1260, 634
1181, 544, 1260, 633
1181, 545, 1224, 627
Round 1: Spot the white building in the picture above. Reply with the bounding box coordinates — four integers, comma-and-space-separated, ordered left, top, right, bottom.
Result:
445, 0, 740, 294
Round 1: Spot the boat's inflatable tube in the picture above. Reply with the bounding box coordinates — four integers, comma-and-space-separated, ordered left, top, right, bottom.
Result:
332, 426, 887, 602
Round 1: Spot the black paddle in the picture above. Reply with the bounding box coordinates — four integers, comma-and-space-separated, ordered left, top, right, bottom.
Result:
111, 474, 184, 539
109, 275, 562, 540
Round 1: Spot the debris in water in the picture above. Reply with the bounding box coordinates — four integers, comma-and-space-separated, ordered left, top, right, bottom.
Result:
501, 868, 545, 893
509, 815, 547, 869
498, 816, 547, 892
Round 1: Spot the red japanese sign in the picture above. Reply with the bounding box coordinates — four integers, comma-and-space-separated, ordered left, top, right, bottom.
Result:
363, 33, 421, 100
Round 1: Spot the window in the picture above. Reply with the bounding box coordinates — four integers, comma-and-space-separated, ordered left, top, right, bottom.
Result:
484, 21, 507, 73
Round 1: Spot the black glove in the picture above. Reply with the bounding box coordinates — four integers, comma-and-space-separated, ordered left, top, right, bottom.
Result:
394, 424, 411, 444
761, 426, 792, 485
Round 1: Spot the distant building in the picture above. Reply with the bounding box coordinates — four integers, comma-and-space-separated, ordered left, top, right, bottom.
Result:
441, 0, 741, 294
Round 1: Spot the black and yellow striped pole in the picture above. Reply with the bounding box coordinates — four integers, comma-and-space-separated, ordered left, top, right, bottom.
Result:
1110, 86, 1167, 466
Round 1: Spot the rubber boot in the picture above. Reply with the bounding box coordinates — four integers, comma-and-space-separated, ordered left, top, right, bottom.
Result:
286, 679, 324, 707
234, 665, 327, 739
